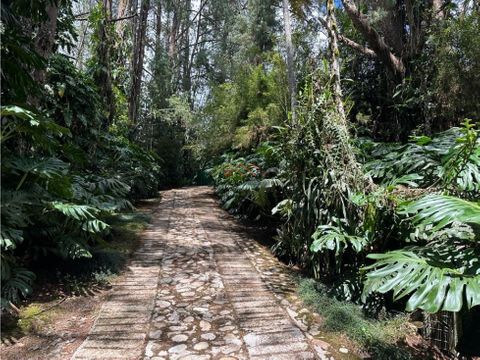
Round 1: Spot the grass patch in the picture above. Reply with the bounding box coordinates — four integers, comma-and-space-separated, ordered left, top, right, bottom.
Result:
298, 278, 414, 360
104, 211, 151, 254
16, 304, 54, 334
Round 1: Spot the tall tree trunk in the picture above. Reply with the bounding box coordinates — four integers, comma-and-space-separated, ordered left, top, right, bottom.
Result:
129, 0, 150, 123
155, 0, 162, 47
187, 0, 206, 107
181, 0, 191, 96
76, 22, 89, 70
432, 0, 445, 19
168, 9, 179, 59
282, 0, 297, 123
116, 0, 129, 36
33, 3, 58, 82
325, 0, 346, 121
96, 0, 115, 126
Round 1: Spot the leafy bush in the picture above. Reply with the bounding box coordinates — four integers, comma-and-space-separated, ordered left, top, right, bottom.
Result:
210, 79, 480, 316
1, 49, 161, 309
210, 142, 283, 219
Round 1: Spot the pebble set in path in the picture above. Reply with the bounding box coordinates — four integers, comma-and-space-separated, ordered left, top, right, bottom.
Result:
72, 187, 335, 360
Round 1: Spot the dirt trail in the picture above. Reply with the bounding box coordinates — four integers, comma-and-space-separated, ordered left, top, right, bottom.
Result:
72, 187, 335, 360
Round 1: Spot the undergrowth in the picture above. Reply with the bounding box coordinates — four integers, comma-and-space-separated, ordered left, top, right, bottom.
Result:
1, 210, 151, 340
298, 278, 414, 360
42, 211, 151, 296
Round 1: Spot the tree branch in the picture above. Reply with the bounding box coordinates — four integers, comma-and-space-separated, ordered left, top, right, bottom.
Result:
337, 34, 377, 58
341, 0, 405, 77
110, 13, 137, 22
75, 13, 137, 22
317, 16, 376, 58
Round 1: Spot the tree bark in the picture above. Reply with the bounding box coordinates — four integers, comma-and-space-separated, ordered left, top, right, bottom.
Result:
116, 0, 129, 36
155, 0, 162, 48
282, 0, 297, 124
96, 0, 115, 126
129, 0, 150, 123
168, 8, 179, 60
341, 0, 406, 78
33, 3, 58, 83
326, 0, 346, 121
432, 0, 445, 19
181, 0, 191, 96
35, 4, 58, 58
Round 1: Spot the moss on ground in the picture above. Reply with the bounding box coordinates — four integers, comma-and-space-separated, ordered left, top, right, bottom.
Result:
297, 278, 414, 360
17, 304, 56, 334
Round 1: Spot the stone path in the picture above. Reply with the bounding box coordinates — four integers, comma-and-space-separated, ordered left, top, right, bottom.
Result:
72, 187, 334, 360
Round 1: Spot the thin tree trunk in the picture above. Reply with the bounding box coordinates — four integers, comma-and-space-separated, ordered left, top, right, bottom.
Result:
168, 9, 179, 59
181, 0, 191, 96
97, 0, 115, 126
282, 0, 297, 124
35, 4, 58, 58
129, 0, 150, 123
187, 0, 206, 107
75, 22, 89, 70
156, 0, 162, 47
433, 0, 445, 19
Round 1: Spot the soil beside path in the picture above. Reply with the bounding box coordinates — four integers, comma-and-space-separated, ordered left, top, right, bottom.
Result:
72, 186, 339, 360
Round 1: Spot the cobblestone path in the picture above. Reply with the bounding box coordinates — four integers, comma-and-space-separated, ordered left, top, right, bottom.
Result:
72, 187, 332, 360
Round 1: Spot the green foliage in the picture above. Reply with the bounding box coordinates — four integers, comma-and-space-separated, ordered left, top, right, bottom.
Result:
311, 224, 370, 256
0, 3, 161, 307
361, 121, 480, 193
142, 96, 196, 187
298, 279, 413, 359
363, 194, 480, 313
211, 142, 283, 218
211, 78, 480, 314
0, 260, 35, 307
400, 195, 480, 233
430, 13, 480, 124
364, 246, 480, 313
199, 54, 288, 158
269, 72, 366, 276
357, 120, 480, 314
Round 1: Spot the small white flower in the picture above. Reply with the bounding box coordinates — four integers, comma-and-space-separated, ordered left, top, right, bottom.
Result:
44, 84, 54, 95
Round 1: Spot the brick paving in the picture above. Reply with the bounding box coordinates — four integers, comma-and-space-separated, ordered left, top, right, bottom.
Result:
72, 187, 334, 360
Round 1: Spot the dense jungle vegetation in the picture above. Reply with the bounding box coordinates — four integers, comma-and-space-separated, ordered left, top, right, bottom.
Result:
1, 0, 479, 356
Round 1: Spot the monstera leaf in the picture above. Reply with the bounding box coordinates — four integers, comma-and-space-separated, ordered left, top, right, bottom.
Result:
400, 195, 480, 232
363, 246, 480, 313
311, 225, 370, 256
